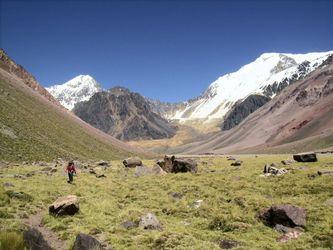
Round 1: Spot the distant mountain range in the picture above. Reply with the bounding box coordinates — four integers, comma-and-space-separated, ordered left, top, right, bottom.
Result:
171, 54, 333, 154
13, 49, 333, 153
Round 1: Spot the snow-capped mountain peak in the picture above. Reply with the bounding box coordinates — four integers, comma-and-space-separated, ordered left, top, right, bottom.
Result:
170, 51, 333, 121
46, 75, 102, 110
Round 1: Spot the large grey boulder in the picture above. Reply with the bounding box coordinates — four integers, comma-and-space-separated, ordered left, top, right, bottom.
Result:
23, 227, 52, 250
156, 155, 197, 173
123, 157, 142, 168
293, 153, 317, 162
73, 233, 103, 250
49, 195, 79, 216
258, 204, 306, 227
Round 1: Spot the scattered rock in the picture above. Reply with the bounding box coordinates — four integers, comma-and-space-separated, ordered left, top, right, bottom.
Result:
281, 160, 294, 165
6, 190, 33, 201
325, 198, 333, 206
274, 224, 292, 233
23, 227, 52, 250
318, 170, 333, 176
169, 192, 183, 200
277, 229, 304, 242
139, 213, 161, 230
219, 239, 240, 249
192, 199, 203, 209
14, 174, 27, 179
49, 195, 79, 216
123, 157, 142, 168
258, 204, 306, 227
95, 173, 106, 178
226, 156, 236, 161
97, 160, 109, 167
121, 220, 136, 229
230, 160, 242, 166
263, 164, 287, 176
293, 152, 317, 162
73, 233, 103, 250
157, 155, 198, 173
3, 182, 14, 187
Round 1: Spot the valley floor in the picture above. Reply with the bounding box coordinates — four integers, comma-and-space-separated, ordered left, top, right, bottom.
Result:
1, 154, 333, 249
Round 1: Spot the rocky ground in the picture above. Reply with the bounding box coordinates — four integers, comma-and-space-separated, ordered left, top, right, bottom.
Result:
0, 154, 333, 249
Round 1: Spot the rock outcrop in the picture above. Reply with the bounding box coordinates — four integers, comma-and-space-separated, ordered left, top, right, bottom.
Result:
23, 227, 52, 250
221, 94, 270, 131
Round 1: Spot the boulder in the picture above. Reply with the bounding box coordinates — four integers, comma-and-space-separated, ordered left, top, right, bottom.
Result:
134, 165, 167, 177
293, 153, 317, 162
219, 239, 240, 249
318, 170, 333, 176
139, 213, 161, 230
169, 191, 183, 200
23, 227, 52, 250
230, 160, 242, 166
123, 157, 142, 168
263, 164, 288, 176
73, 233, 103, 250
97, 160, 109, 167
258, 204, 306, 227
151, 165, 167, 175
157, 155, 197, 173
49, 195, 79, 216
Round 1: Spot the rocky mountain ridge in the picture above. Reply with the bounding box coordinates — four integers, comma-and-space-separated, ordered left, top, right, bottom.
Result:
73, 87, 177, 141
0, 49, 61, 106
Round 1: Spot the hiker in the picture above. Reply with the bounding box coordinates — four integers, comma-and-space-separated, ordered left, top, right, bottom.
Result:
65, 161, 77, 184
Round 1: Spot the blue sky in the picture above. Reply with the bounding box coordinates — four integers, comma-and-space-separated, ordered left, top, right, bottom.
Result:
1, 0, 332, 102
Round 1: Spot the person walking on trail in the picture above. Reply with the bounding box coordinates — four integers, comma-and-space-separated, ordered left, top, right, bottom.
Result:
65, 161, 77, 184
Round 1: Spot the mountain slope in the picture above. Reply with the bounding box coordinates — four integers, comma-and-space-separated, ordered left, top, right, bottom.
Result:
46, 75, 102, 110
0, 49, 61, 106
73, 87, 177, 141
0, 53, 143, 161
172, 55, 333, 154
168, 51, 332, 122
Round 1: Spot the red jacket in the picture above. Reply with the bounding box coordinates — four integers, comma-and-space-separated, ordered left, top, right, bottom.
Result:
66, 165, 76, 173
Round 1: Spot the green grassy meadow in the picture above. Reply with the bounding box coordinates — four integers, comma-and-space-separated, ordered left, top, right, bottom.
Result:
0, 154, 333, 249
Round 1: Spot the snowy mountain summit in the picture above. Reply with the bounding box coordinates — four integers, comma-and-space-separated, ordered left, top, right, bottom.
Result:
169, 51, 333, 121
46, 75, 101, 110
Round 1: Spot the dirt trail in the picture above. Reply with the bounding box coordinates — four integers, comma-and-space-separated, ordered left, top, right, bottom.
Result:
23, 210, 68, 250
